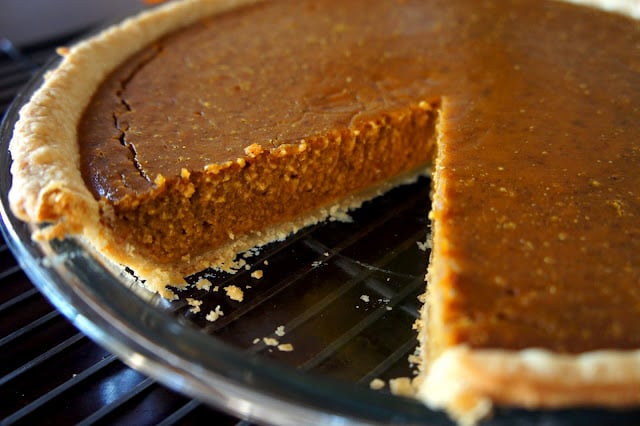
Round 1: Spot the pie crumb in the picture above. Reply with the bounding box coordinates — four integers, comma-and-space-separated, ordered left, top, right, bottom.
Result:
369, 378, 386, 390
205, 305, 225, 322
186, 298, 203, 314
389, 377, 416, 397
225, 285, 244, 302
277, 343, 294, 352
417, 236, 432, 251
195, 278, 211, 291
275, 325, 285, 336
251, 269, 264, 279
263, 337, 279, 346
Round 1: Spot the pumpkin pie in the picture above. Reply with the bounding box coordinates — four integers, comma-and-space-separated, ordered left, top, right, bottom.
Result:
8, 0, 640, 423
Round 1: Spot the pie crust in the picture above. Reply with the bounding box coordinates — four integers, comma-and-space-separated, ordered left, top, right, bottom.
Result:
417, 346, 640, 424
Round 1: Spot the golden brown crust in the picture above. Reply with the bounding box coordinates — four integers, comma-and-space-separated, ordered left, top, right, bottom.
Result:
417, 346, 640, 425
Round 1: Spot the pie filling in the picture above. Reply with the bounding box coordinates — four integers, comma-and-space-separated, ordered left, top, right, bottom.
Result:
8, 0, 640, 423
84, 100, 440, 270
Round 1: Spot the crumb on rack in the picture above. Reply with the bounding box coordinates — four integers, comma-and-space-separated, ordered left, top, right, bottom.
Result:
275, 325, 285, 337
225, 285, 244, 302
186, 298, 203, 314
195, 278, 212, 291
360, 294, 370, 303
251, 269, 264, 279
277, 343, 294, 352
205, 305, 225, 322
263, 337, 279, 346
389, 377, 416, 397
369, 378, 386, 390
417, 236, 432, 251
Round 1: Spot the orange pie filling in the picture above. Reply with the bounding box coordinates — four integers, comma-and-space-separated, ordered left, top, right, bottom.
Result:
85, 102, 439, 287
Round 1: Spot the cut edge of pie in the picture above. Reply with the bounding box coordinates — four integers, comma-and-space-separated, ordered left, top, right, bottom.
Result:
414, 107, 640, 423
7, 0, 640, 425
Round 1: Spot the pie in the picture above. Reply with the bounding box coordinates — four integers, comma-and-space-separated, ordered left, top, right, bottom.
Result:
7, 0, 640, 424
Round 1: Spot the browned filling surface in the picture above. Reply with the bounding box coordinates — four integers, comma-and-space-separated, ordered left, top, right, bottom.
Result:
85, 102, 438, 262
79, 0, 640, 353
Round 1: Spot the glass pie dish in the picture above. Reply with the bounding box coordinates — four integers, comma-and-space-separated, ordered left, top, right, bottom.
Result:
2, 50, 640, 426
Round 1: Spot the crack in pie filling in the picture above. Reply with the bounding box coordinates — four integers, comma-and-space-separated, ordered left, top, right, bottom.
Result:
8, 0, 640, 423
